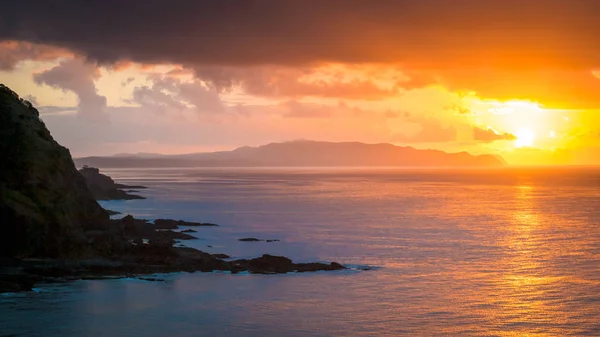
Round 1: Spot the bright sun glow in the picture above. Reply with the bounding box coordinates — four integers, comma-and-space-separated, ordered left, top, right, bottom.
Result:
514, 128, 536, 148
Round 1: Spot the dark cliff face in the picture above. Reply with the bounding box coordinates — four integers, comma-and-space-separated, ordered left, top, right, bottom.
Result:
0, 84, 108, 258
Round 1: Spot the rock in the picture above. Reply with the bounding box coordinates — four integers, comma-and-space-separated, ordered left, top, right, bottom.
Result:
0, 84, 109, 258
114, 215, 198, 242
330, 262, 345, 269
212, 253, 230, 259
181, 229, 197, 233
294, 262, 346, 272
239, 238, 280, 242
79, 166, 146, 200
238, 238, 263, 242
138, 277, 165, 282
157, 230, 197, 241
231, 254, 346, 274
0, 274, 39, 293
119, 215, 151, 236
153, 219, 218, 229
152, 219, 179, 229
115, 183, 147, 189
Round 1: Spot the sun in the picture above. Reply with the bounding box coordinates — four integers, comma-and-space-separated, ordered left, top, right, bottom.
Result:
514, 128, 536, 148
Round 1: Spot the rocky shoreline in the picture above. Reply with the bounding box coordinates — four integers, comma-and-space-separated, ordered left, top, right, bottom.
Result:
0, 213, 345, 293
0, 84, 346, 294
0, 178, 346, 294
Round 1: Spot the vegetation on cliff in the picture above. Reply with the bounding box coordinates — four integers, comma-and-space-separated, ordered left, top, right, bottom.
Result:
0, 84, 108, 258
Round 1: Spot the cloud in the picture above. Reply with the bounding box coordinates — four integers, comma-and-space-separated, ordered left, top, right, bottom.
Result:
392, 119, 457, 143
33, 58, 108, 122
3, 2, 600, 108
1, 1, 598, 70
37, 106, 77, 115
131, 85, 188, 114
129, 75, 225, 114
436, 68, 600, 109
473, 127, 516, 142
194, 64, 411, 99
121, 77, 135, 87
282, 101, 334, 119
0, 40, 70, 70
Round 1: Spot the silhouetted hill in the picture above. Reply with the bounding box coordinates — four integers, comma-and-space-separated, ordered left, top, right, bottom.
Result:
75, 140, 506, 168
0, 84, 108, 257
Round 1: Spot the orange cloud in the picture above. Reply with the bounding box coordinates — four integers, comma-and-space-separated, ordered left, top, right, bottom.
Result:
0, 41, 72, 70
473, 127, 516, 142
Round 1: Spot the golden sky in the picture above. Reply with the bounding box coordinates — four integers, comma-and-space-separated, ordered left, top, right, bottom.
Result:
1, 1, 599, 165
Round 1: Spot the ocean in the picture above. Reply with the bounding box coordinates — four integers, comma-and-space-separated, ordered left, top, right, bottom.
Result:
1, 167, 599, 336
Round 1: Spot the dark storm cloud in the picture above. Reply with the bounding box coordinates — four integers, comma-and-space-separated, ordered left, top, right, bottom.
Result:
1, 0, 599, 69
193, 65, 404, 99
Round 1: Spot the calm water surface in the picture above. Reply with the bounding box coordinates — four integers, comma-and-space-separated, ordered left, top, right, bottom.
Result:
1, 167, 599, 336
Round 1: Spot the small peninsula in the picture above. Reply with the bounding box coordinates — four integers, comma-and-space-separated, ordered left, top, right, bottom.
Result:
79, 166, 146, 200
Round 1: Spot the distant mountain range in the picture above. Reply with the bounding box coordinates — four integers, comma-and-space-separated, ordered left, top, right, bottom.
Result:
74, 140, 507, 168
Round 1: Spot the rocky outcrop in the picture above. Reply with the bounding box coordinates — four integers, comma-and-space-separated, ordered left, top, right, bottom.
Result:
239, 238, 280, 242
0, 84, 109, 258
115, 215, 198, 245
78, 166, 146, 200
153, 219, 218, 229
230, 254, 345, 274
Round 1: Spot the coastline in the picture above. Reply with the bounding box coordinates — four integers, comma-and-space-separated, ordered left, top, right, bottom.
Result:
0, 169, 345, 294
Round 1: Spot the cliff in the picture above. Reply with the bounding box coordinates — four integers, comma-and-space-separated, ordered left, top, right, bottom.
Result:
0, 84, 108, 258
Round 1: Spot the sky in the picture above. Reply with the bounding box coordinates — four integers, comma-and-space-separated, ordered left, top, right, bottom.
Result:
1, 0, 599, 165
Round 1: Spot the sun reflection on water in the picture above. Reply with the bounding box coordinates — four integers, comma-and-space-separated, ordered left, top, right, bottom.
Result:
486, 183, 570, 336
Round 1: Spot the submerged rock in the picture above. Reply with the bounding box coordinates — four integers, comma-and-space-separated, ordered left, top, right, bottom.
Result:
239, 238, 280, 242
239, 238, 263, 242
